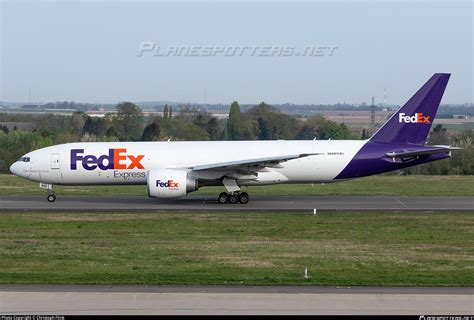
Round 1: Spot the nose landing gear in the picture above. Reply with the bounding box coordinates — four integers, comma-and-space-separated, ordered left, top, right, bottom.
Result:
47, 193, 56, 202
40, 183, 56, 202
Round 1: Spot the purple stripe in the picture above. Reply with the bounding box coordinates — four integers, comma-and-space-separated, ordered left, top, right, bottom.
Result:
335, 142, 450, 180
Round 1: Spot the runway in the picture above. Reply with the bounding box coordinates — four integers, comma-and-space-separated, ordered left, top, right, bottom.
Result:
1, 285, 472, 315
0, 195, 472, 212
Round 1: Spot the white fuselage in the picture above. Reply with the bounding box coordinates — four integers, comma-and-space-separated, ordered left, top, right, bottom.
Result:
10, 140, 367, 186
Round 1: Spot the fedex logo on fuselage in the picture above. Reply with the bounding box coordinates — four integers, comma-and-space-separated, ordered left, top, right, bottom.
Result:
398, 112, 430, 124
156, 180, 180, 189
71, 148, 145, 171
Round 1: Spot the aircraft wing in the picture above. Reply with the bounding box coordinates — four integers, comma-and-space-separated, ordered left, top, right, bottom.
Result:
386, 146, 461, 158
188, 153, 321, 171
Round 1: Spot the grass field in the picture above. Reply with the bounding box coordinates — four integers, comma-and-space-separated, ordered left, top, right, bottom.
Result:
0, 211, 472, 286
441, 123, 474, 130
0, 174, 473, 196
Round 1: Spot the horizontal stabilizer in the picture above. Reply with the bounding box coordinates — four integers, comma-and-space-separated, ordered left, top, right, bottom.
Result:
386, 146, 461, 158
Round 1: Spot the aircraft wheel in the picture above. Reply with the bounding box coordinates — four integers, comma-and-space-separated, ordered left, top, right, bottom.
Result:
238, 192, 249, 204
218, 192, 229, 204
47, 194, 56, 202
229, 193, 239, 204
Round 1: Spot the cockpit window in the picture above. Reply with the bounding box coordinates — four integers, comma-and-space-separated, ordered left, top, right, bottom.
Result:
19, 157, 30, 162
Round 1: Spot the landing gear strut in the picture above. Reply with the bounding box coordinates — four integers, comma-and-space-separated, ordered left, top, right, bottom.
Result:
217, 191, 249, 204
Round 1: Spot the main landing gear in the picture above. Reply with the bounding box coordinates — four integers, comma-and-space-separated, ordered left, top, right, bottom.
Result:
218, 192, 249, 204
218, 177, 249, 204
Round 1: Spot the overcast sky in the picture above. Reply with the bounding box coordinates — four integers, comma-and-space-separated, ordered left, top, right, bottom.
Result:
1, 0, 472, 105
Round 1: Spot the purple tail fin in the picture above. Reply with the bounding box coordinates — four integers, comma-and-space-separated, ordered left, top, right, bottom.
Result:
370, 73, 450, 145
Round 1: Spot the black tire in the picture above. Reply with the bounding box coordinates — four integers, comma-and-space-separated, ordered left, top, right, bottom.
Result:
229, 194, 238, 204
47, 194, 56, 202
238, 192, 249, 204
218, 192, 229, 204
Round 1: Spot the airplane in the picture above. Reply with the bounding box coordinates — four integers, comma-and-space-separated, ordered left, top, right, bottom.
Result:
10, 73, 458, 204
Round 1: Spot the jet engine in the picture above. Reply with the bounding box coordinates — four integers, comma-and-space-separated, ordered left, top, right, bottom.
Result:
147, 169, 198, 198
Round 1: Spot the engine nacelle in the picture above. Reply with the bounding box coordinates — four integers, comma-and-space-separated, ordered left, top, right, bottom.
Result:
147, 169, 198, 198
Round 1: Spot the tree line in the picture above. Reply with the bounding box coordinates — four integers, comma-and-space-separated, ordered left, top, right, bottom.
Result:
0, 101, 472, 175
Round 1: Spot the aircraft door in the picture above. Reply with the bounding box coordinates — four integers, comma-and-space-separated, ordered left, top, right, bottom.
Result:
51, 153, 60, 169
311, 141, 320, 180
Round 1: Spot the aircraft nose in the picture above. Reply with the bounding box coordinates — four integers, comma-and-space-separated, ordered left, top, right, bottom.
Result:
10, 162, 22, 177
